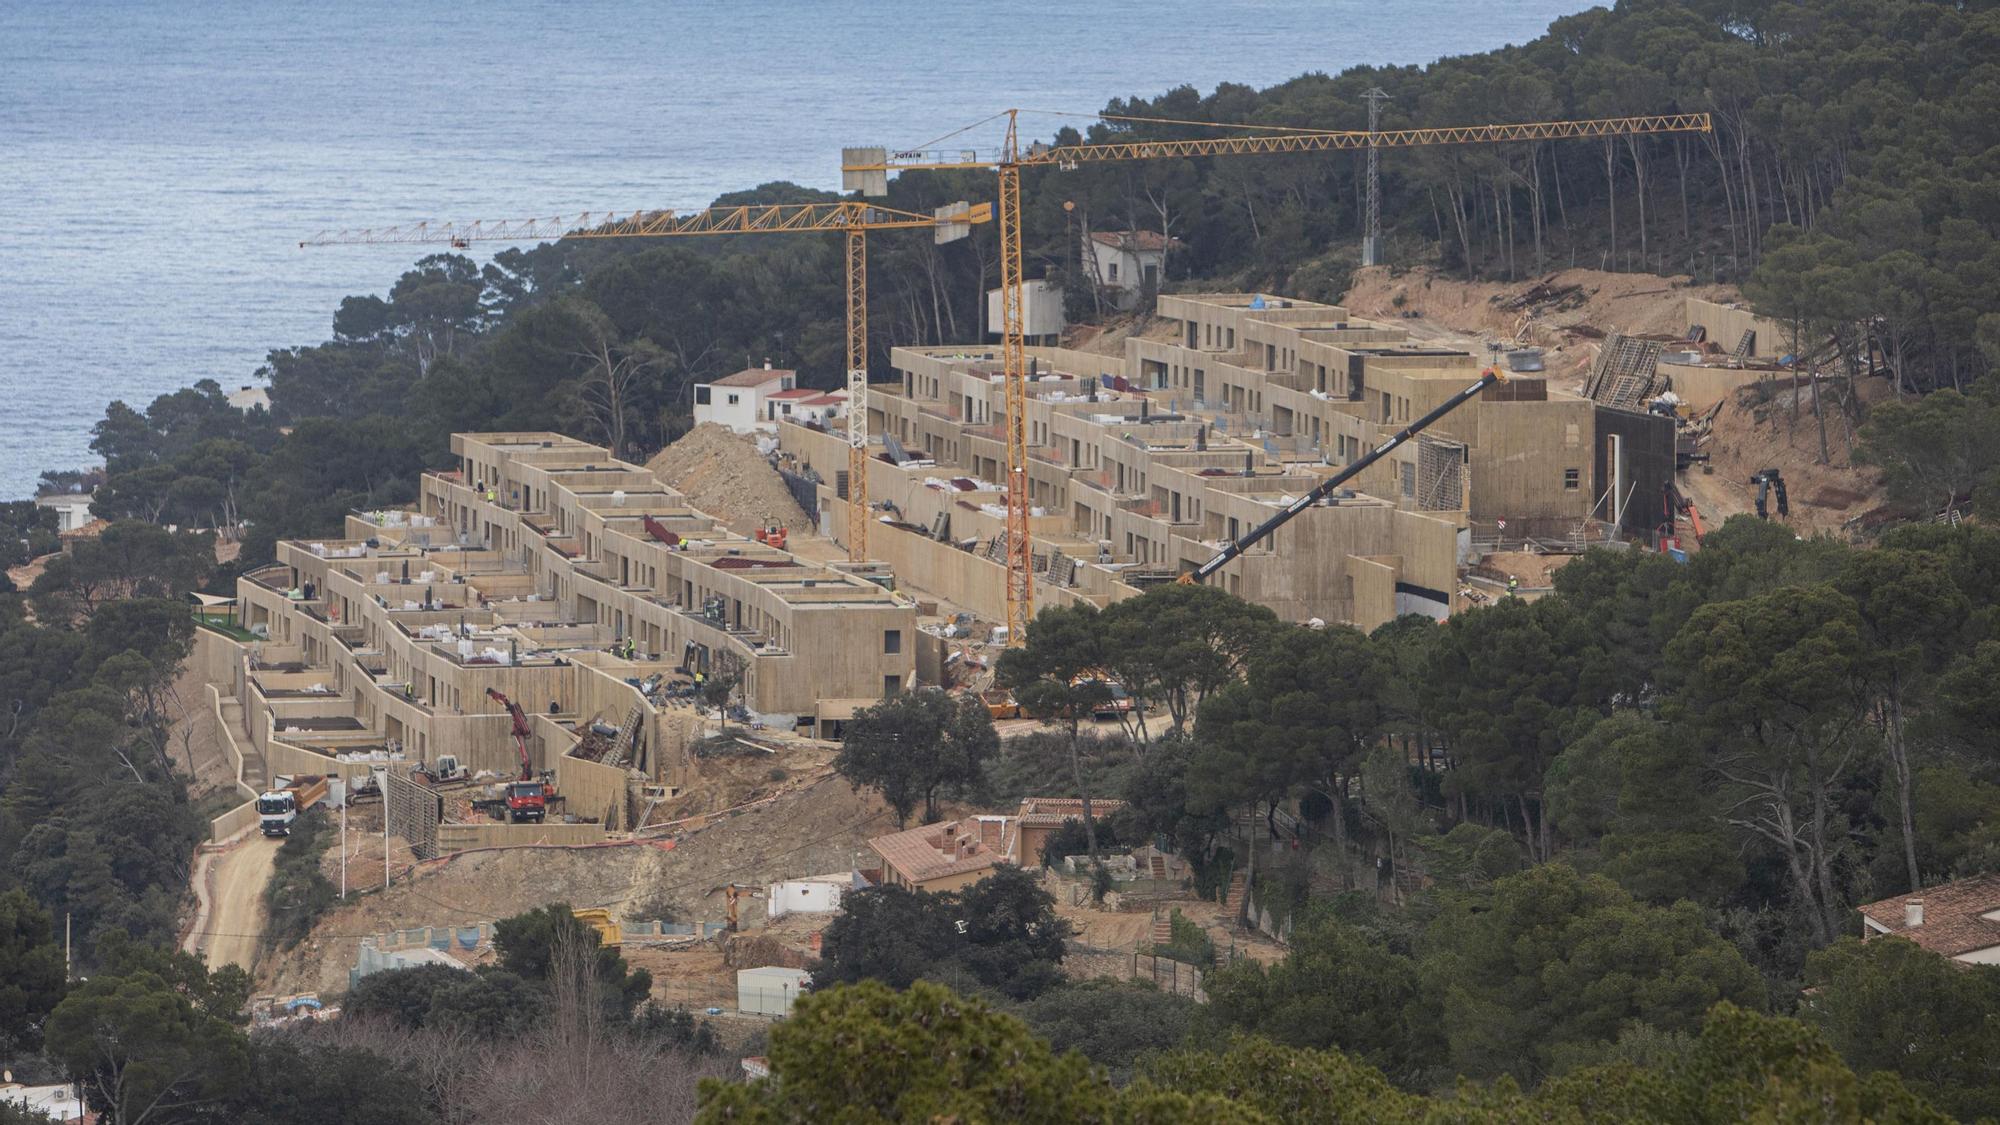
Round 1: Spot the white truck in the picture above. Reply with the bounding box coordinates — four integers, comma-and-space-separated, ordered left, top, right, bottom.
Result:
257, 774, 330, 837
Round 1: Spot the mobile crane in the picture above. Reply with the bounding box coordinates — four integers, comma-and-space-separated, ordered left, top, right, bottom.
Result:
486, 687, 548, 823
1180, 367, 1504, 584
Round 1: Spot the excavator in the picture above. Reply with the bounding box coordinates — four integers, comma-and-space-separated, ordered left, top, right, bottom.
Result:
486, 688, 549, 823
720, 883, 765, 932
1180, 366, 1504, 585
1750, 468, 1789, 519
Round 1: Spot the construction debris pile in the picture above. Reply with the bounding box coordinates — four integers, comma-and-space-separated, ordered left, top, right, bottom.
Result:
646, 423, 811, 535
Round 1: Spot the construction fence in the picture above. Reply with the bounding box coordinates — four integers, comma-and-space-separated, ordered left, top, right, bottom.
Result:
363, 918, 728, 955
1063, 941, 1209, 1002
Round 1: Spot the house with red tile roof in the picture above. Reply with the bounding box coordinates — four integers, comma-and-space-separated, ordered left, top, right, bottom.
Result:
1858, 874, 2000, 964
1083, 230, 1180, 310
763, 386, 845, 428
865, 797, 1127, 893
868, 816, 1017, 894
694, 363, 795, 433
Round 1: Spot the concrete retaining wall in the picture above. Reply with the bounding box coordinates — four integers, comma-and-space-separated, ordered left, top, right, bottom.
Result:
206, 682, 261, 842
209, 799, 261, 842
189, 629, 242, 691
554, 742, 630, 830
1686, 297, 1787, 359
1658, 359, 1783, 407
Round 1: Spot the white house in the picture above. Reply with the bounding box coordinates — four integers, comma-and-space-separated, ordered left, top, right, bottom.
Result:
1083, 230, 1176, 311
764, 387, 847, 429
0, 1077, 88, 1124
695, 364, 796, 433
1858, 873, 2000, 964
765, 873, 854, 919
227, 384, 272, 412
34, 491, 95, 533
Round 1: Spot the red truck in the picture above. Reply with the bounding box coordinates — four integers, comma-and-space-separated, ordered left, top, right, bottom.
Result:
487, 688, 551, 823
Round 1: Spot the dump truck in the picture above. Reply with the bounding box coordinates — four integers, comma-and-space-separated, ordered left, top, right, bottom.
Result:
982, 690, 1021, 720
1071, 671, 1136, 722
572, 907, 623, 949
257, 774, 330, 837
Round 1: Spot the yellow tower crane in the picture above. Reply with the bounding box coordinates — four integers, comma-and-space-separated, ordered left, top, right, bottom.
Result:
300, 200, 990, 564
844, 110, 1712, 643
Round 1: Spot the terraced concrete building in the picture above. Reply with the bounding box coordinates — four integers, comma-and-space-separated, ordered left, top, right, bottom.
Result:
780, 292, 1671, 629
228, 432, 916, 834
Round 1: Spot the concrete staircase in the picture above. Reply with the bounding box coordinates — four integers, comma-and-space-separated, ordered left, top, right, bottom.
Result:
1147, 853, 1168, 880
1221, 871, 1248, 919
1150, 910, 1173, 948
219, 696, 267, 792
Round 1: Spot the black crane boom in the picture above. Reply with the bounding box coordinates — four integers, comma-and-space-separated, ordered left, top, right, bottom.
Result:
1185, 367, 1502, 584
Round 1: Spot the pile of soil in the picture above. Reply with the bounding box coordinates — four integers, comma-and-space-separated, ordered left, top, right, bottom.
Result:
645, 423, 810, 536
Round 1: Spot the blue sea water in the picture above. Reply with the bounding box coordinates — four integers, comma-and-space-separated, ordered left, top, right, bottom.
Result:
0, 0, 1588, 499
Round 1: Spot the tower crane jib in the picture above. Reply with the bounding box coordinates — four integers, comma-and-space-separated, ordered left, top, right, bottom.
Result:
845, 110, 1712, 644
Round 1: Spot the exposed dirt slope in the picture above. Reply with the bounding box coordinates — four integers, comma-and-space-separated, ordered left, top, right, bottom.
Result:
1683, 378, 1890, 536
168, 660, 238, 801
1068, 314, 1180, 357
261, 770, 893, 996
1342, 265, 1740, 392
1341, 265, 1889, 540
645, 423, 809, 536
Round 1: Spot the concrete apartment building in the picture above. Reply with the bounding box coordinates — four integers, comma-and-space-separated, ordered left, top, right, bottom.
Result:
226, 431, 916, 837
778, 291, 1670, 631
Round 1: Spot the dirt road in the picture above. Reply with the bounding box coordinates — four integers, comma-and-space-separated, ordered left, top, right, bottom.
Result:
204, 834, 279, 974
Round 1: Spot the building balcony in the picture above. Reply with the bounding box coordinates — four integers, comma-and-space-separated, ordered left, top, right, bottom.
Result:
245, 565, 292, 594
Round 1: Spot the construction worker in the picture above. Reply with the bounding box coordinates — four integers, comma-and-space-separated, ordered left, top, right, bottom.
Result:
1507, 574, 1520, 596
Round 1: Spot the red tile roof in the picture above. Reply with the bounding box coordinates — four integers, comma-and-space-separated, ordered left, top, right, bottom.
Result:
868, 819, 1012, 886
1090, 230, 1175, 252
710, 367, 795, 388
1015, 797, 1124, 827
1858, 874, 2000, 958
766, 387, 820, 400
